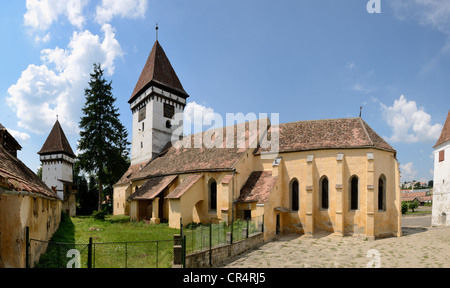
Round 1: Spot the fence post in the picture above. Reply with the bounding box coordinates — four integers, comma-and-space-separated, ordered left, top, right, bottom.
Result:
87, 237, 93, 268
25, 227, 30, 268
246, 219, 250, 238
209, 220, 212, 267
183, 235, 186, 268
230, 219, 234, 245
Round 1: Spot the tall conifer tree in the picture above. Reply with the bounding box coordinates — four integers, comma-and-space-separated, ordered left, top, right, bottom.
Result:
78, 63, 130, 212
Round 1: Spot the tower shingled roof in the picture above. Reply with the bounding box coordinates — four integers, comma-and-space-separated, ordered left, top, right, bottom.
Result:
38, 120, 76, 158
129, 40, 188, 104
434, 109, 450, 148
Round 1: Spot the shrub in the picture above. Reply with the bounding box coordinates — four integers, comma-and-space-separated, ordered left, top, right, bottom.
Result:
92, 208, 108, 220
401, 202, 408, 214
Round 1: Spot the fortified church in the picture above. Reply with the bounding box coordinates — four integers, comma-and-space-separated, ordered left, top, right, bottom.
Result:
113, 37, 402, 240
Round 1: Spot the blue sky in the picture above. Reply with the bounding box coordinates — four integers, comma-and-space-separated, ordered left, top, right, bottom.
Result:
1, 0, 449, 184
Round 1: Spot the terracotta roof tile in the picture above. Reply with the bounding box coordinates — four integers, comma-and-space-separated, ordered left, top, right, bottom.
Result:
114, 161, 149, 186
129, 40, 188, 103
133, 119, 266, 180
0, 146, 58, 199
129, 175, 177, 200
256, 117, 396, 155
434, 109, 450, 148
238, 171, 278, 204
38, 120, 75, 158
166, 174, 203, 199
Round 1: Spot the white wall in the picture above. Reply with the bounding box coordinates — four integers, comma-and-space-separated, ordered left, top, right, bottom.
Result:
130, 86, 185, 165
432, 141, 450, 226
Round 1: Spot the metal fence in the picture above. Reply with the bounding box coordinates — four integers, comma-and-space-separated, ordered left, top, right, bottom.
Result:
28, 237, 175, 268
26, 215, 264, 268
182, 215, 264, 255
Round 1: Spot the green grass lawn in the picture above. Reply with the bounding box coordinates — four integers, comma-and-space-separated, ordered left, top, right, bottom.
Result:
34, 213, 180, 268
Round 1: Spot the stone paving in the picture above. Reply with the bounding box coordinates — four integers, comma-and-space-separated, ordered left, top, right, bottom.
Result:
219, 215, 450, 268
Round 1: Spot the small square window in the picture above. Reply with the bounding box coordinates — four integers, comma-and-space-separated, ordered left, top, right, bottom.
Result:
164, 103, 175, 119
138, 105, 146, 122
439, 150, 445, 162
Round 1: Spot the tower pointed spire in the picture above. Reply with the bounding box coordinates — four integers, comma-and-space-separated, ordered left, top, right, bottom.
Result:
129, 39, 189, 103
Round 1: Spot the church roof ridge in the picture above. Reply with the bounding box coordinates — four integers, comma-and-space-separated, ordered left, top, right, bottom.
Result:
129, 40, 188, 104
38, 120, 76, 158
434, 109, 450, 148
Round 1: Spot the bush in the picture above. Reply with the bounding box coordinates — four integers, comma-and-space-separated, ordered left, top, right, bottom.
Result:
92, 208, 108, 220
401, 202, 408, 214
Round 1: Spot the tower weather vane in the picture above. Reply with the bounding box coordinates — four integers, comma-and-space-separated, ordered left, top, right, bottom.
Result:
156, 23, 159, 41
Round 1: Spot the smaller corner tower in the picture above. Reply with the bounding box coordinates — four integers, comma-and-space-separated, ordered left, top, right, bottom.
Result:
38, 119, 76, 214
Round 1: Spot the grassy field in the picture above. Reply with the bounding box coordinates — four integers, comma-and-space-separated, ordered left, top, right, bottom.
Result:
34, 213, 180, 268
48, 213, 180, 244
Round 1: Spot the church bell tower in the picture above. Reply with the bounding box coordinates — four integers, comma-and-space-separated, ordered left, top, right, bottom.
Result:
128, 36, 189, 166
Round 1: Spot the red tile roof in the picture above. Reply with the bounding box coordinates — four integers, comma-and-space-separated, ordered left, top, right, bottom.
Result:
256, 117, 396, 155
114, 161, 149, 186
132, 119, 265, 181
238, 171, 278, 204
129, 175, 177, 200
434, 109, 450, 148
166, 174, 203, 199
38, 120, 75, 158
0, 146, 58, 199
129, 40, 188, 103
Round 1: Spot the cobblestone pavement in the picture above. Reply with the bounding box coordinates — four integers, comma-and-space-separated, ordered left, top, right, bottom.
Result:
219, 215, 450, 268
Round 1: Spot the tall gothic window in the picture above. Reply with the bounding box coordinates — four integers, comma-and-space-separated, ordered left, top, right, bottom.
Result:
320, 177, 329, 209
350, 176, 359, 210
209, 179, 217, 212
378, 175, 386, 211
291, 179, 299, 211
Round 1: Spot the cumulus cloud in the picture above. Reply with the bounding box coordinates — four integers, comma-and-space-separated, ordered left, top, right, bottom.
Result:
183, 102, 217, 135
380, 95, 442, 143
400, 162, 418, 182
6, 128, 31, 143
96, 0, 148, 24
24, 0, 88, 31
7, 24, 123, 135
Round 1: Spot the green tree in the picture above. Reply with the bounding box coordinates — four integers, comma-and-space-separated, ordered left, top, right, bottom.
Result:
77, 63, 130, 211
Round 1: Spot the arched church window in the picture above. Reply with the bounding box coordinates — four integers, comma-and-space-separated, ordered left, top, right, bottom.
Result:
378, 175, 386, 211
350, 176, 359, 210
320, 176, 329, 209
209, 179, 217, 212
291, 179, 299, 211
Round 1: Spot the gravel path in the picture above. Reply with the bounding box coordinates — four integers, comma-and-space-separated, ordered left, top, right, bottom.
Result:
219, 215, 450, 268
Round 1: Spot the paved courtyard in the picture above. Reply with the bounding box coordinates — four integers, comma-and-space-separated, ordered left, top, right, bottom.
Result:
219, 215, 450, 268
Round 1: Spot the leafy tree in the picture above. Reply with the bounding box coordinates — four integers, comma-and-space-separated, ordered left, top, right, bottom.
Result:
77, 63, 130, 211
408, 201, 419, 213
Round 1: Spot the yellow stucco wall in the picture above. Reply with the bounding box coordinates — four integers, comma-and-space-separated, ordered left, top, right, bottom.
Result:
257, 148, 401, 240
115, 146, 401, 240
0, 192, 61, 268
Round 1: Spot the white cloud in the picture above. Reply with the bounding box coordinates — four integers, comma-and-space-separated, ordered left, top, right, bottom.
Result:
183, 102, 217, 135
34, 32, 51, 44
96, 0, 148, 24
400, 162, 418, 182
6, 128, 31, 143
380, 95, 442, 143
7, 24, 123, 135
24, 0, 88, 31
